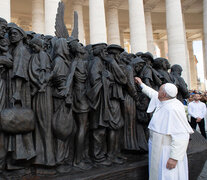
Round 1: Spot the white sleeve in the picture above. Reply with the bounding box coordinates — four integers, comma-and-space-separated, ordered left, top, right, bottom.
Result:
140, 83, 158, 99
187, 103, 194, 118
201, 104, 207, 119
170, 133, 190, 161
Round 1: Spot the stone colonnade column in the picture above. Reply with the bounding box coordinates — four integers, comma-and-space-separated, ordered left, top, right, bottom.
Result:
187, 41, 198, 89
128, 0, 147, 53
32, 0, 45, 34
203, 0, 207, 79
89, 0, 107, 44
73, 0, 85, 44
85, 26, 90, 45
182, 13, 191, 88
165, 0, 189, 85
45, 0, 60, 35
145, 10, 155, 55
0, 0, 11, 22
106, 1, 120, 45
120, 29, 125, 48
156, 41, 166, 58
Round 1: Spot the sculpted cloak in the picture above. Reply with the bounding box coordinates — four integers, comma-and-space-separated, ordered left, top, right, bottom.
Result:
6, 40, 36, 168
29, 50, 55, 166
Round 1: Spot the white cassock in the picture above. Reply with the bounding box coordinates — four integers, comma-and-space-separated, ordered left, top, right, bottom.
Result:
140, 83, 194, 180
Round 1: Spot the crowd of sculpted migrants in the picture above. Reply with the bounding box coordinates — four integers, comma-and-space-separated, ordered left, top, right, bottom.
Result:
0, 3, 189, 176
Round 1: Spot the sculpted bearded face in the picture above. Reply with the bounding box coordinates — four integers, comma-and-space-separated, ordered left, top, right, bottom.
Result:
0, 23, 7, 38
134, 62, 145, 73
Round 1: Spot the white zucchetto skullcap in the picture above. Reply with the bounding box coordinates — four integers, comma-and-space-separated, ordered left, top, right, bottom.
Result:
164, 83, 178, 98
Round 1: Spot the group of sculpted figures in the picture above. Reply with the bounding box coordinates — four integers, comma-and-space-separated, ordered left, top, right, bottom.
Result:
0, 16, 189, 175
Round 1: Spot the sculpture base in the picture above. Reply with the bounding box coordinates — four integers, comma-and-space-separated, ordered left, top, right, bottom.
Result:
1, 154, 149, 180
1, 131, 206, 180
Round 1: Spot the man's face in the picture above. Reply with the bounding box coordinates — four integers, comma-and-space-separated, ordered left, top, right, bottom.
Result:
0, 23, 7, 38
9, 29, 23, 43
158, 84, 166, 101
194, 94, 201, 101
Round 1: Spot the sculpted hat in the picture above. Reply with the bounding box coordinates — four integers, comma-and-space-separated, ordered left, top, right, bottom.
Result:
30, 38, 44, 47
141, 52, 154, 62
92, 43, 107, 49
9, 25, 27, 38
26, 31, 36, 38
127, 53, 136, 59
135, 52, 143, 57
171, 64, 183, 72
164, 83, 178, 98
130, 57, 145, 66
107, 44, 124, 53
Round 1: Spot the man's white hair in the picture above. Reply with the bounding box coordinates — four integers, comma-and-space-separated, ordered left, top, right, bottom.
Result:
163, 83, 178, 98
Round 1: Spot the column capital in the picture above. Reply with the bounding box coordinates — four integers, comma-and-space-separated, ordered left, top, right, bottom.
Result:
144, 0, 161, 12
72, 0, 85, 6
107, 0, 122, 9
144, 7, 152, 12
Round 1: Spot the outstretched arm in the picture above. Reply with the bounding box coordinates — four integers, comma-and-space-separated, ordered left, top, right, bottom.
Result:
134, 77, 158, 99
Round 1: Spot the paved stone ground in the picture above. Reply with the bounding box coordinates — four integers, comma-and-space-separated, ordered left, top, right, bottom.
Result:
197, 160, 207, 180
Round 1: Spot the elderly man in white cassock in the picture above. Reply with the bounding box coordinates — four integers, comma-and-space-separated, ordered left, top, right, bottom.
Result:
134, 77, 193, 180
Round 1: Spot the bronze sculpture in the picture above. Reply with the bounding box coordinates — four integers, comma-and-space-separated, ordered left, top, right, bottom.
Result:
0, 2, 203, 180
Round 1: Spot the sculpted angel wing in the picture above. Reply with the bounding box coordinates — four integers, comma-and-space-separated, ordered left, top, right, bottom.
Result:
71, 11, 79, 39
55, 1, 70, 39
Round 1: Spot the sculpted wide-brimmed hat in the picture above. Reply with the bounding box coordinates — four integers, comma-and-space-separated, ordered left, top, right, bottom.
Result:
127, 53, 136, 59
141, 52, 154, 62
92, 43, 107, 49
7, 22, 18, 29
107, 44, 124, 53
130, 56, 146, 66
135, 52, 143, 57
26, 31, 36, 38
30, 37, 44, 47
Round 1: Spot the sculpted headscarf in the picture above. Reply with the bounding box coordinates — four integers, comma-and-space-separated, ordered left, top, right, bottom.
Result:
53, 38, 69, 61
